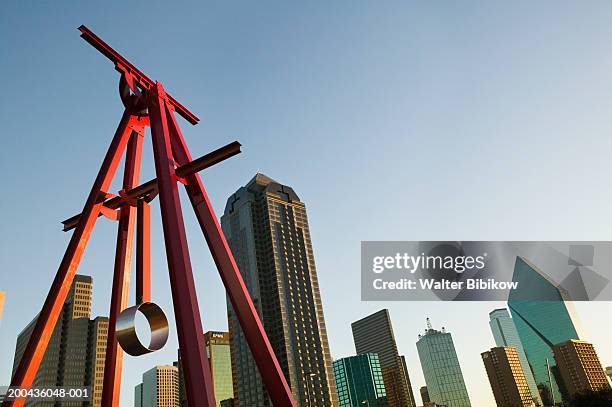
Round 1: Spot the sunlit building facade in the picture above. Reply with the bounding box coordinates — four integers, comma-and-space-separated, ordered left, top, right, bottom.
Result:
552, 340, 611, 398
482, 347, 535, 407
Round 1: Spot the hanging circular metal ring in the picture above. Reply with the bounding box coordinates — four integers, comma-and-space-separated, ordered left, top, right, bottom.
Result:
116, 302, 169, 356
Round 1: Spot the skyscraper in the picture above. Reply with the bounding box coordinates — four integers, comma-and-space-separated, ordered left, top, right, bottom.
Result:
135, 365, 180, 407
481, 347, 535, 407
508, 257, 580, 405
177, 332, 234, 406
12, 275, 108, 407
606, 367, 612, 384
333, 353, 387, 407
419, 386, 430, 405
552, 340, 611, 398
489, 308, 542, 405
351, 309, 416, 407
416, 320, 471, 407
221, 173, 337, 406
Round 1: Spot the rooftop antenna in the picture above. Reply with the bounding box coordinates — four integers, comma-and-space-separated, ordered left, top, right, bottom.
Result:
426, 317, 433, 330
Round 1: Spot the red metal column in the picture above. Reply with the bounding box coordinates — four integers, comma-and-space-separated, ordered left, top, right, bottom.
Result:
136, 199, 151, 304
3, 110, 135, 407
148, 82, 216, 407
165, 106, 297, 406
101, 120, 145, 407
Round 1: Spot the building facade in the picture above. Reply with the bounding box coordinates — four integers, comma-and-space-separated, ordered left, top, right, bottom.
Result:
489, 308, 542, 405
177, 332, 234, 407
508, 257, 581, 405
416, 321, 471, 407
221, 173, 337, 406
606, 367, 612, 384
482, 347, 535, 407
0, 291, 5, 325
552, 340, 611, 399
420, 386, 430, 405
333, 353, 387, 407
12, 275, 108, 407
351, 309, 416, 407
135, 365, 180, 407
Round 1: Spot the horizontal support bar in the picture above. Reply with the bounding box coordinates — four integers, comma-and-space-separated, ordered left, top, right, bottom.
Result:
61, 141, 241, 231
78, 25, 199, 125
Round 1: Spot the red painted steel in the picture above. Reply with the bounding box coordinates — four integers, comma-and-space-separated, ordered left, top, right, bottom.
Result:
148, 82, 216, 407
78, 25, 199, 125
101, 124, 145, 407
136, 200, 151, 304
165, 106, 298, 406
2, 110, 135, 407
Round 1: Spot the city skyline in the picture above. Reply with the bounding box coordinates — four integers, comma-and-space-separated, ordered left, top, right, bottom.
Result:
3, 2, 612, 407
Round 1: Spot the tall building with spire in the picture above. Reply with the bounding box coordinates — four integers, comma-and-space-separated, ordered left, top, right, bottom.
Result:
508, 257, 581, 405
416, 320, 471, 407
351, 309, 416, 407
489, 308, 542, 405
12, 275, 108, 406
221, 173, 337, 407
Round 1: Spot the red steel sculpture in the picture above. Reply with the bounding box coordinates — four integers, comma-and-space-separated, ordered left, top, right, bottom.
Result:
3, 26, 297, 407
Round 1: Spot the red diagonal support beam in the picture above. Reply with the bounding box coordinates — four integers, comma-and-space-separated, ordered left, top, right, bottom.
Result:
165, 104, 297, 406
148, 82, 216, 407
2, 111, 136, 407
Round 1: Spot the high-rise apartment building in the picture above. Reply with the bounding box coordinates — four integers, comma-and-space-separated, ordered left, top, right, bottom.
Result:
221, 173, 337, 406
508, 257, 581, 405
416, 321, 471, 407
135, 365, 180, 407
489, 308, 542, 406
481, 347, 535, 407
333, 353, 387, 406
552, 340, 611, 398
177, 331, 234, 406
12, 275, 108, 407
351, 309, 416, 407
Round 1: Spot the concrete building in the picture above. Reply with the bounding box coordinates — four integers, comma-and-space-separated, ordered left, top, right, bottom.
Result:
416, 321, 471, 407
488, 309, 542, 405
351, 309, 416, 407
12, 275, 108, 407
507, 257, 581, 405
552, 340, 611, 399
221, 173, 337, 406
333, 353, 387, 406
482, 347, 535, 407
177, 331, 234, 407
135, 365, 180, 407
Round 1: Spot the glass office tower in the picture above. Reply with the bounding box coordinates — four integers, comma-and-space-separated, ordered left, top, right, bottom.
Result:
416, 321, 471, 407
222, 174, 338, 407
489, 308, 542, 406
508, 257, 580, 406
333, 353, 387, 407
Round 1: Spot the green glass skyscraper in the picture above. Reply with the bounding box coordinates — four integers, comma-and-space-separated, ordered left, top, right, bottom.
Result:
333, 353, 387, 407
489, 308, 542, 406
416, 320, 471, 407
508, 257, 581, 406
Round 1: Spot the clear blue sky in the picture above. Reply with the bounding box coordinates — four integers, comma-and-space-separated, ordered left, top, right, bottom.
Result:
2, 2, 612, 406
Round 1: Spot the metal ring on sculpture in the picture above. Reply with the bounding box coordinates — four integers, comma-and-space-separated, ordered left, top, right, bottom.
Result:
116, 302, 169, 356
